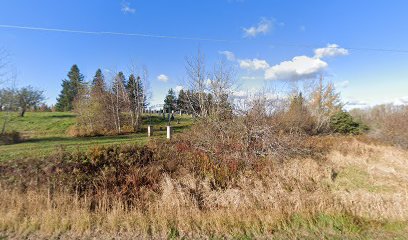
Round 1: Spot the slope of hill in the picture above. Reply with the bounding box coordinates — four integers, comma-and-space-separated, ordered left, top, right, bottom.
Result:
0, 112, 192, 161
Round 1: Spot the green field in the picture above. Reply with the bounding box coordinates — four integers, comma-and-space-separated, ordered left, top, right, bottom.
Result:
0, 112, 193, 161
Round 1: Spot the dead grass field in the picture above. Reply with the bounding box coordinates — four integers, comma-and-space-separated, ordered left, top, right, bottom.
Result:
1, 137, 407, 239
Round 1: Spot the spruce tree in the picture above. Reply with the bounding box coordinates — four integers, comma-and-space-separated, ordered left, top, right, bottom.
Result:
177, 89, 188, 113
92, 69, 105, 88
91, 69, 106, 95
112, 72, 126, 96
126, 74, 146, 131
164, 88, 177, 113
56, 64, 84, 111
127, 74, 146, 109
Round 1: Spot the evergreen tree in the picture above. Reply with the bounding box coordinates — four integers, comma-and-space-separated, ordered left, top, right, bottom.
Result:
92, 69, 105, 89
177, 89, 188, 113
330, 111, 368, 135
55, 80, 71, 111
126, 74, 146, 109
126, 74, 146, 131
164, 88, 177, 113
113, 72, 126, 92
91, 69, 106, 96
56, 64, 84, 111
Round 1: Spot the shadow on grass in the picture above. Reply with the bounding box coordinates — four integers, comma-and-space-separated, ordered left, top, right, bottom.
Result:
23, 134, 141, 145
43, 114, 76, 119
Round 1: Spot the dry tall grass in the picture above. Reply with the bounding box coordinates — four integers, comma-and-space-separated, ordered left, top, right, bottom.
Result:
330, 139, 408, 221
1, 137, 408, 239
0, 157, 336, 239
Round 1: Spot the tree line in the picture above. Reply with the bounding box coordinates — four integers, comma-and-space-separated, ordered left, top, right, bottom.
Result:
162, 50, 235, 121
55, 65, 148, 136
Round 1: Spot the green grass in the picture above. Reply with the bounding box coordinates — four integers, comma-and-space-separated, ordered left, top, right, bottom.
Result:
0, 111, 193, 161
333, 166, 394, 193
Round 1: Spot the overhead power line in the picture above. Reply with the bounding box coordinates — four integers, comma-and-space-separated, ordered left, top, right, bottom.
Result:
1, 24, 408, 54
0, 24, 229, 42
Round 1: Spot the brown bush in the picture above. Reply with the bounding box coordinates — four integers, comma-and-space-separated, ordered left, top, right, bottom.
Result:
351, 105, 408, 149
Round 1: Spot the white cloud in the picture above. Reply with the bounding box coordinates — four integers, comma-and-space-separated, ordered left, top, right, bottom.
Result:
157, 74, 169, 82
121, 1, 135, 14
219, 51, 269, 73
224, 43, 347, 82
219, 51, 236, 61
335, 80, 349, 89
239, 59, 270, 71
175, 85, 183, 93
314, 44, 349, 59
265, 56, 328, 81
243, 18, 275, 38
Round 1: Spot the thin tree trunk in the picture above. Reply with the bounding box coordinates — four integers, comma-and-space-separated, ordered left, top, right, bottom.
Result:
20, 108, 26, 117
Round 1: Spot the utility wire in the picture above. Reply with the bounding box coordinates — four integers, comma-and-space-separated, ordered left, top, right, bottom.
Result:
0, 24, 229, 42
1, 24, 408, 53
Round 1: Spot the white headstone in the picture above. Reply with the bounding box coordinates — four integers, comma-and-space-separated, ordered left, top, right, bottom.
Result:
166, 126, 172, 139
147, 125, 153, 137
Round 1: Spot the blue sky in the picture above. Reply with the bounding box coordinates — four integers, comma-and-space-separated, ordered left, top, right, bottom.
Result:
0, 0, 407, 107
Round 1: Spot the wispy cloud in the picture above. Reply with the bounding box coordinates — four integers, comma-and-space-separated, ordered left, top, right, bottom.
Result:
241, 76, 257, 80
121, 1, 135, 14
335, 80, 350, 89
157, 74, 169, 82
243, 18, 281, 38
219, 51, 236, 61
344, 99, 369, 110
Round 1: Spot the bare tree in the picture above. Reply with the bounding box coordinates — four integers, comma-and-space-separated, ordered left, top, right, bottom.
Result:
207, 59, 236, 118
0, 88, 17, 134
126, 64, 150, 131
0, 69, 16, 135
141, 65, 151, 111
108, 72, 129, 134
308, 76, 343, 133
185, 48, 208, 117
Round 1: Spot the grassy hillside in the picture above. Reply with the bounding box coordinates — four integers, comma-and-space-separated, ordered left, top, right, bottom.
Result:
1, 112, 408, 239
0, 112, 193, 161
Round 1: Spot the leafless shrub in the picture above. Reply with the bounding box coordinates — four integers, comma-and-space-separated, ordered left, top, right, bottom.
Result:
351, 104, 408, 149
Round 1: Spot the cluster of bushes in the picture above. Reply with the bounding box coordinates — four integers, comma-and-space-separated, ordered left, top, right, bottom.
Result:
0, 124, 335, 206
351, 104, 408, 148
